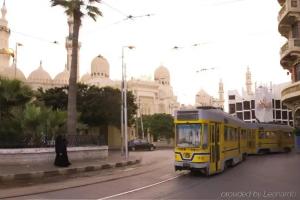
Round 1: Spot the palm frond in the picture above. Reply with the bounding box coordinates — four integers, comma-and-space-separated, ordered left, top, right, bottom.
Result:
87, 12, 97, 21
86, 5, 102, 16
50, 0, 71, 8
88, 0, 101, 4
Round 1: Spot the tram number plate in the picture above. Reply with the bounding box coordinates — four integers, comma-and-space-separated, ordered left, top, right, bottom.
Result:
183, 161, 190, 168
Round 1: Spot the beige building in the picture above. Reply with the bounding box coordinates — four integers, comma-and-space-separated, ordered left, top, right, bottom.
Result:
0, 2, 179, 148
278, 0, 300, 128
195, 79, 224, 109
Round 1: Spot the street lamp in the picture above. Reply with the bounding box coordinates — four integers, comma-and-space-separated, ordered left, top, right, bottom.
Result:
13, 42, 23, 79
138, 98, 145, 140
121, 45, 135, 160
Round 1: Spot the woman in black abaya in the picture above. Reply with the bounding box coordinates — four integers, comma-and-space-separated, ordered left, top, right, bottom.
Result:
54, 135, 71, 167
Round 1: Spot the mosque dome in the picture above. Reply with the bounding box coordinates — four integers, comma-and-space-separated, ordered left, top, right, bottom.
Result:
53, 68, 69, 85
80, 72, 91, 83
0, 63, 26, 81
91, 55, 109, 79
154, 65, 170, 85
27, 62, 52, 83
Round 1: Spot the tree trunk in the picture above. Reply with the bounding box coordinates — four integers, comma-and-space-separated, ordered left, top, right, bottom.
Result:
67, 14, 80, 137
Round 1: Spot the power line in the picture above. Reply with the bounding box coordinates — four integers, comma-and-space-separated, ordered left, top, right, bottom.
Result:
10, 30, 61, 45
101, 1, 128, 17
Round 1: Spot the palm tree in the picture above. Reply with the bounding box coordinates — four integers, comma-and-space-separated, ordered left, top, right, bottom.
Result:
50, 0, 102, 137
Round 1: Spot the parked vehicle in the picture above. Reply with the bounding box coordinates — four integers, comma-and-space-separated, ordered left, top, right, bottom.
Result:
128, 139, 156, 151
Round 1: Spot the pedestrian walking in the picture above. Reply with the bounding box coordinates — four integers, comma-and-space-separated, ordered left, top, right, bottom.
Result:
54, 135, 71, 167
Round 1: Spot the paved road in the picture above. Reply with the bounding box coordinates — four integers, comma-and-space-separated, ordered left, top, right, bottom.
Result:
7, 150, 300, 200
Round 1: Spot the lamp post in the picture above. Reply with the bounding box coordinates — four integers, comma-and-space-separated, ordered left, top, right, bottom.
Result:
14, 42, 23, 79
138, 98, 145, 140
121, 45, 135, 160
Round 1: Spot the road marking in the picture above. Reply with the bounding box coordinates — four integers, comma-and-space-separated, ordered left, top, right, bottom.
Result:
98, 174, 183, 200
122, 167, 136, 172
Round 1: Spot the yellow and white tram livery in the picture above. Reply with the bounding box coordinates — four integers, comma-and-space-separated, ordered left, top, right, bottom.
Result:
174, 107, 294, 176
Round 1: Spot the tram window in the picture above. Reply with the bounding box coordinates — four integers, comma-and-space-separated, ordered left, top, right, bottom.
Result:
232, 128, 236, 141
230, 128, 235, 141
242, 130, 246, 139
229, 128, 232, 141
176, 124, 202, 147
211, 125, 215, 143
224, 126, 228, 141
234, 128, 238, 141
203, 124, 208, 148
259, 132, 266, 139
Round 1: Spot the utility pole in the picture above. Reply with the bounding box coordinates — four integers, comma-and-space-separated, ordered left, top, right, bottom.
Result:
139, 99, 145, 140
121, 46, 135, 160
14, 42, 23, 79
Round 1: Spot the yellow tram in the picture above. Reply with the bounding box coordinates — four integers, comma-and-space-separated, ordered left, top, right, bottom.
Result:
174, 107, 294, 176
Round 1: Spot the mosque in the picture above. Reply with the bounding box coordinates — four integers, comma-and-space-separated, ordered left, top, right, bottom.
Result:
0, 1, 180, 117
0, 1, 181, 148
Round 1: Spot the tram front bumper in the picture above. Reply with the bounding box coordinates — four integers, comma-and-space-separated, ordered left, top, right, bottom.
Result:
175, 161, 209, 170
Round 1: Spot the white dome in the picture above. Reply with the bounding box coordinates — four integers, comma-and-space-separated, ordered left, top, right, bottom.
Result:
196, 89, 209, 97
53, 68, 69, 85
80, 72, 91, 83
91, 55, 109, 78
0, 64, 26, 81
154, 65, 170, 85
27, 64, 52, 83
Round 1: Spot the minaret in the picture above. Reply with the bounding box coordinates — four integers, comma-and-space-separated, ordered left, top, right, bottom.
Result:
0, 0, 11, 71
218, 79, 224, 108
246, 67, 253, 95
65, 15, 81, 80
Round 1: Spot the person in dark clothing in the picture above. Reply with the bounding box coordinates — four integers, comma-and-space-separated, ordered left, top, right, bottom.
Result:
54, 135, 71, 167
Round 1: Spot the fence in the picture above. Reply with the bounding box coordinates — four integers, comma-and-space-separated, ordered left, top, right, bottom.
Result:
0, 134, 106, 148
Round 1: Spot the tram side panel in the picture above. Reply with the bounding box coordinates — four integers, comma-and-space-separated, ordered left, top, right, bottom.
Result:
223, 125, 241, 166
280, 131, 294, 152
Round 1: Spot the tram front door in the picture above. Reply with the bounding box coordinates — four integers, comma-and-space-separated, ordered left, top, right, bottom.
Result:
209, 123, 221, 174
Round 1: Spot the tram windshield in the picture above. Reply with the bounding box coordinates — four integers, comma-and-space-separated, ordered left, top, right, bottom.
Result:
176, 124, 201, 147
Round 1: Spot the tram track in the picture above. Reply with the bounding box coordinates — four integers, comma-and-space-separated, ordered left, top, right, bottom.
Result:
1, 155, 175, 199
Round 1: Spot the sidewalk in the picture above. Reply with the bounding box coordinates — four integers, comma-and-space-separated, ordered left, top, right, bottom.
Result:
0, 150, 141, 184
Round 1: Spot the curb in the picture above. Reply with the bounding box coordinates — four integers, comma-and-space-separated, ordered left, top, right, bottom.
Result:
0, 159, 141, 184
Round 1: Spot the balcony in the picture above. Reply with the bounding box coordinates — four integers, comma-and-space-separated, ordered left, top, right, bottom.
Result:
278, 0, 300, 35
280, 38, 300, 69
281, 81, 300, 108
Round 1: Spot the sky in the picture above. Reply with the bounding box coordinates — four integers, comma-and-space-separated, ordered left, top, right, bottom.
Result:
6, 0, 290, 106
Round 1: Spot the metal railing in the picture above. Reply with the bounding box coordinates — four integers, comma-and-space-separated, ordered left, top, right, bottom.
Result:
0, 134, 106, 148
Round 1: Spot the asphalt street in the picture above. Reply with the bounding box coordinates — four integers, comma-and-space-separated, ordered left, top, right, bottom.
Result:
5, 150, 300, 200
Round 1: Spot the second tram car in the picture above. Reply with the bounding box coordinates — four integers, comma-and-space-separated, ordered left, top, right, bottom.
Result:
174, 107, 294, 176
